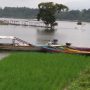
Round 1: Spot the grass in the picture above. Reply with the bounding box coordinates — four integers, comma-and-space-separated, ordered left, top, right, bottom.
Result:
0, 52, 90, 90
67, 67, 90, 90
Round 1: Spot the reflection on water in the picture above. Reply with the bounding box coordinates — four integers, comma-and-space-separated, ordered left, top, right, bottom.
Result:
0, 20, 90, 47
36, 28, 56, 45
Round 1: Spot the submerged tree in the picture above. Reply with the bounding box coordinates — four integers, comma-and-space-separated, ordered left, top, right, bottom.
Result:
37, 2, 68, 29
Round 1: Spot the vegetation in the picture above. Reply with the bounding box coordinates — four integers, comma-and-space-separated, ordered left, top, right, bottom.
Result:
37, 2, 68, 29
56, 9, 90, 22
0, 7, 38, 19
0, 52, 90, 90
0, 7, 90, 22
67, 68, 90, 90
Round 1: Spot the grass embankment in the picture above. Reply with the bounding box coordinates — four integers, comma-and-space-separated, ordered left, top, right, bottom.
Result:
0, 52, 90, 90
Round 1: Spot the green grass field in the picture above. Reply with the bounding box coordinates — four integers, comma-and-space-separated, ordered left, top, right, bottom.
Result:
67, 67, 90, 90
0, 52, 90, 90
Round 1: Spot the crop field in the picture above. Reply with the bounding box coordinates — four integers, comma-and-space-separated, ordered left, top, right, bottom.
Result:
0, 52, 90, 90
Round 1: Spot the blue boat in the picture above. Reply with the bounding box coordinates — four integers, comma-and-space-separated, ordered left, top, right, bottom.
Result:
41, 46, 65, 53
41, 45, 90, 55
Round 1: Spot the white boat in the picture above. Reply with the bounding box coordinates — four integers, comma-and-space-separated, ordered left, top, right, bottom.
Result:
0, 36, 41, 51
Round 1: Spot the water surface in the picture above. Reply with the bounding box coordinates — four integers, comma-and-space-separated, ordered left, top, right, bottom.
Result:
0, 19, 90, 47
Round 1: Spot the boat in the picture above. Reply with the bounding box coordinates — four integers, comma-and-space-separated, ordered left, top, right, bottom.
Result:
77, 21, 82, 25
62, 42, 90, 52
65, 48, 90, 55
0, 36, 41, 51
41, 45, 90, 55
68, 46, 90, 51
41, 46, 65, 53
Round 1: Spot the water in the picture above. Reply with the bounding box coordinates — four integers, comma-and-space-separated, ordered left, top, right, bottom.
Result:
0, 19, 90, 47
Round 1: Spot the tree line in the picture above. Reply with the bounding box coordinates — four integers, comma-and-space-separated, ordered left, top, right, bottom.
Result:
0, 7, 90, 22
56, 9, 90, 22
0, 7, 38, 19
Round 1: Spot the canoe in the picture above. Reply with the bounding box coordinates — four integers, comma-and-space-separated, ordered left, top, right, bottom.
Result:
68, 46, 90, 51
41, 46, 90, 55
65, 48, 90, 55
41, 46, 65, 53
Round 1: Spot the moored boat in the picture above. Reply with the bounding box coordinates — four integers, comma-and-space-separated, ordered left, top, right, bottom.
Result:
64, 43, 90, 51
0, 36, 41, 51
68, 46, 90, 51
65, 48, 90, 55
41, 45, 90, 55
41, 46, 64, 53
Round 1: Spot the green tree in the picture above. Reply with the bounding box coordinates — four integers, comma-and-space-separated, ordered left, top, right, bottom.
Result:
37, 2, 68, 29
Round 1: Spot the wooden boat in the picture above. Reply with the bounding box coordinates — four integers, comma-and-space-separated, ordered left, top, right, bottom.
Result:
67, 46, 90, 51
41, 46, 64, 53
0, 36, 41, 51
65, 48, 90, 55
41, 45, 90, 55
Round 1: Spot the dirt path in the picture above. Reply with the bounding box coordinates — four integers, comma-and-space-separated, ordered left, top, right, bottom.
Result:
0, 52, 10, 60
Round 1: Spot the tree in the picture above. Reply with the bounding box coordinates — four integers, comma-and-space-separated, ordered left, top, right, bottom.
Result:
37, 2, 68, 29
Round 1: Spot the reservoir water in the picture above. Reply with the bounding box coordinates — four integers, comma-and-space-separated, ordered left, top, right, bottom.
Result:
0, 19, 90, 47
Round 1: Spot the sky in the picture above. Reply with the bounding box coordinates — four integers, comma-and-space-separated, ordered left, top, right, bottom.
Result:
0, 0, 90, 10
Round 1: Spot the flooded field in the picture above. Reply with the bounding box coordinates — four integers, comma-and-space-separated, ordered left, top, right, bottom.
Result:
0, 18, 90, 47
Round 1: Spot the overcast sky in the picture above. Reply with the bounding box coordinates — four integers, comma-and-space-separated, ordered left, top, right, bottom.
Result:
0, 0, 90, 10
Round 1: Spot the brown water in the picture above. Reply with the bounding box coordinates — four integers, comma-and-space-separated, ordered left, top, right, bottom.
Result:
0, 20, 90, 47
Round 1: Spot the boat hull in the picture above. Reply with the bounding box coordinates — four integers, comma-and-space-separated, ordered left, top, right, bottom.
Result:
65, 48, 90, 55
41, 46, 90, 55
69, 46, 90, 51
41, 46, 63, 53
0, 45, 41, 51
